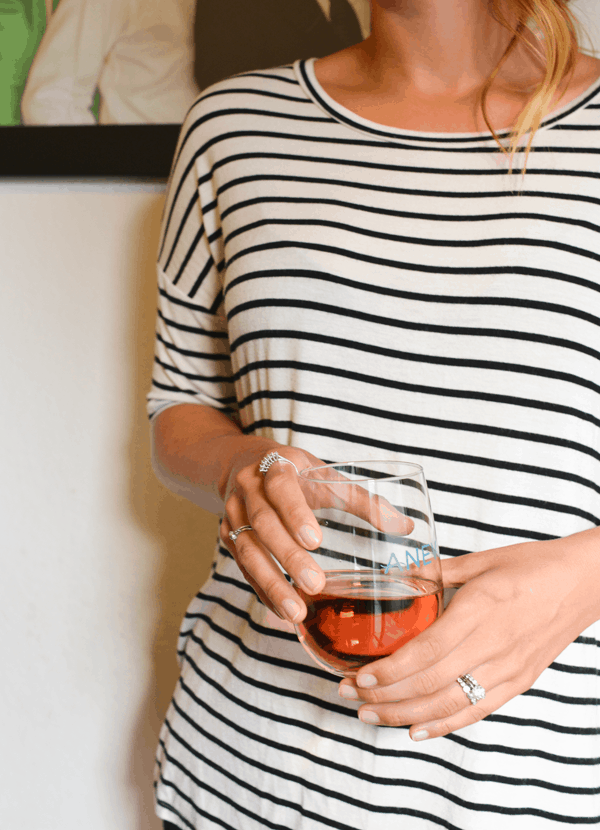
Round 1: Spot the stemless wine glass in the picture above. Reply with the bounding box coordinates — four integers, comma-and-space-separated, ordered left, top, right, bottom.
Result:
294, 460, 442, 677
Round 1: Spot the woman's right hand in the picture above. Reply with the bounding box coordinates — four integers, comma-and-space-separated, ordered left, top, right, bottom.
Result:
220, 444, 328, 624
219, 443, 415, 624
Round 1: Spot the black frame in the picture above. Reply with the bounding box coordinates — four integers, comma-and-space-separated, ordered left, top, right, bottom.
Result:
0, 124, 179, 177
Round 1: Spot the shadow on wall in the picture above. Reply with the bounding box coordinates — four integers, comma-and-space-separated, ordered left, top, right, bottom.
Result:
124, 193, 220, 830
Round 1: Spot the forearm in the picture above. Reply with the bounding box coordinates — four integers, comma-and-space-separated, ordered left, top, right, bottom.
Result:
151, 403, 282, 511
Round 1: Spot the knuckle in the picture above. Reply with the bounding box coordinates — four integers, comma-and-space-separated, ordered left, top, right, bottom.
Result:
235, 465, 254, 487
234, 538, 260, 568
380, 708, 405, 728
280, 545, 310, 572
224, 493, 240, 516
436, 696, 462, 720
411, 670, 439, 698
465, 704, 488, 725
416, 634, 444, 666
247, 504, 276, 532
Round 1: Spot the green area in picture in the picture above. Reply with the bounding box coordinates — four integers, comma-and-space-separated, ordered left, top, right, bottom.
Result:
0, 0, 99, 125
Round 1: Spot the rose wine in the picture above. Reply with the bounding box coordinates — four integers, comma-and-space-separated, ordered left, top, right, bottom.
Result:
296, 570, 441, 676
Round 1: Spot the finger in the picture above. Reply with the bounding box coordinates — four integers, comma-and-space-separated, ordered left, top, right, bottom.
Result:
261, 460, 324, 549
232, 528, 308, 623
440, 545, 520, 588
350, 597, 476, 691
243, 487, 328, 595
406, 680, 519, 739
355, 671, 506, 732
224, 498, 310, 622
298, 468, 414, 536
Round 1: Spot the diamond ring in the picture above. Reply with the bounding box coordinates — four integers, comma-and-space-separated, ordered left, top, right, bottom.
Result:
228, 525, 253, 543
456, 673, 486, 706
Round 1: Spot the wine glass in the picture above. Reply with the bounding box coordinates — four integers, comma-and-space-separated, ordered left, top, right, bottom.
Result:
294, 460, 442, 677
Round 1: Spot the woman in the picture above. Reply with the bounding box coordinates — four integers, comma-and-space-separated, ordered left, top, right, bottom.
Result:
149, 1, 600, 827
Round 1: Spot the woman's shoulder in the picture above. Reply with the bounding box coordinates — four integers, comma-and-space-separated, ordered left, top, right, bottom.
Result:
187, 63, 305, 120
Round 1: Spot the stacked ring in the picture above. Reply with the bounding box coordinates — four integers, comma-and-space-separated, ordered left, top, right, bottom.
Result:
259, 451, 299, 476
456, 673, 486, 706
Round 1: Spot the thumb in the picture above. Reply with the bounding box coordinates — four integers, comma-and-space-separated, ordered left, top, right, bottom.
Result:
441, 548, 501, 587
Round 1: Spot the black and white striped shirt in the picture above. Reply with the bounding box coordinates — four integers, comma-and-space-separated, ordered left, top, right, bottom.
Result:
148, 58, 600, 829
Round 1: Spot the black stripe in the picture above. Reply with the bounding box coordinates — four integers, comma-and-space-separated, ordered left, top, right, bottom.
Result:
220, 195, 600, 240
154, 356, 232, 384
183, 591, 296, 643
165, 709, 368, 828
158, 284, 215, 314
157, 308, 227, 336
156, 332, 231, 362
225, 216, 600, 268
236, 388, 600, 471
185, 614, 343, 695
488, 713, 600, 736
218, 172, 600, 210
549, 661, 600, 676
242, 418, 600, 498
155, 798, 196, 830
173, 664, 600, 796
184, 594, 599, 737
225, 265, 600, 323
230, 323, 600, 404
162, 191, 200, 273
161, 728, 358, 830
234, 357, 600, 432
180, 637, 600, 766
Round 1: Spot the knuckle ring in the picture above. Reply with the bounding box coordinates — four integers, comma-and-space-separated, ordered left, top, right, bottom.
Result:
228, 525, 253, 543
456, 673, 486, 706
259, 451, 299, 476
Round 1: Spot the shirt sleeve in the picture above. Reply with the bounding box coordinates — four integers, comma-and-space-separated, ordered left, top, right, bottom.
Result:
147, 102, 237, 421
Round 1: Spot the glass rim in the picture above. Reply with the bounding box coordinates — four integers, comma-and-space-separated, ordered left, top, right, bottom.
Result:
298, 459, 425, 483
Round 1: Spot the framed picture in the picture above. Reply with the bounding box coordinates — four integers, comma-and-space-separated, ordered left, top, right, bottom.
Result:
0, 0, 369, 177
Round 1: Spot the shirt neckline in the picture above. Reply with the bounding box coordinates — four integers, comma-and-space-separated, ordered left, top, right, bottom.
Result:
294, 56, 600, 143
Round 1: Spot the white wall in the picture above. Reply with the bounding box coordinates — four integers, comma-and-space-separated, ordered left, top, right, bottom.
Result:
1, 3, 600, 828
0, 179, 219, 830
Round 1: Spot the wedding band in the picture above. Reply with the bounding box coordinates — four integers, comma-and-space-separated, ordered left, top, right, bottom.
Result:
456, 673, 486, 706
228, 525, 253, 543
259, 451, 299, 476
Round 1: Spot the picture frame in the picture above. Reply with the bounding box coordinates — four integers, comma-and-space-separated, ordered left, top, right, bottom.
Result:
0, 0, 368, 178
0, 124, 179, 177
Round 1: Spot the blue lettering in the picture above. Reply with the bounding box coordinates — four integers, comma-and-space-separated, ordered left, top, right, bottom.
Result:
384, 552, 404, 574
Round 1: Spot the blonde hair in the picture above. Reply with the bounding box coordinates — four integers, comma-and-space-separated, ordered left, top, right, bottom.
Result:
482, 0, 585, 180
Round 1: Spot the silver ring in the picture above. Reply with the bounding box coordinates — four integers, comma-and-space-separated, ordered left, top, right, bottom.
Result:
456, 673, 486, 706
259, 451, 299, 476
228, 525, 253, 543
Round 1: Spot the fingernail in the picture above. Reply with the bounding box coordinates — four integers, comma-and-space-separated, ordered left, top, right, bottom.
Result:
356, 674, 377, 689
339, 685, 358, 700
299, 568, 321, 593
411, 730, 430, 742
300, 524, 319, 547
282, 598, 302, 622
359, 710, 380, 725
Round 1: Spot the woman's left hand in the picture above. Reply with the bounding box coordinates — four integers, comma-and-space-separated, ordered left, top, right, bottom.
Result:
338, 528, 600, 739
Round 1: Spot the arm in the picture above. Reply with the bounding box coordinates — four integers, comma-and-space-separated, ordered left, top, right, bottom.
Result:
151, 401, 329, 622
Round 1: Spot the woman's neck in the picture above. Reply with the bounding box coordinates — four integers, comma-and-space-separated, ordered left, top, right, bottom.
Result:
360, 0, 544, 102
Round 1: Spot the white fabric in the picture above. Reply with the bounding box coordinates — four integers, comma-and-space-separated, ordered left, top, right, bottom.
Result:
148, 58, 600, 829
21, 0, 200, 124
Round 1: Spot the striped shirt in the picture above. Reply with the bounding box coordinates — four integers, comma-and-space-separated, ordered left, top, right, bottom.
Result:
148, 58, 600, 829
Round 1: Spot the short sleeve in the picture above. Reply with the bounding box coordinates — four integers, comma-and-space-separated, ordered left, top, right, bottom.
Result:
147, 103, 237, 420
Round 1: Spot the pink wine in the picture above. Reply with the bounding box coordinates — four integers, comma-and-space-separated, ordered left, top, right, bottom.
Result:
296, 570, 441, 676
